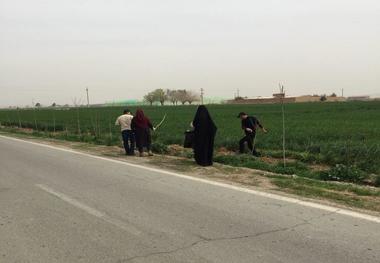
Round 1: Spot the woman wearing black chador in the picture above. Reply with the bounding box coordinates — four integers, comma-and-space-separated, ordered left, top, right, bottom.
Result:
191, 105, 217, 166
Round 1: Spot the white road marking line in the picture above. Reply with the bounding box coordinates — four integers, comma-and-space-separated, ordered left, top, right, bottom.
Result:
2, 135, 380, 224
36, 184, 142, 236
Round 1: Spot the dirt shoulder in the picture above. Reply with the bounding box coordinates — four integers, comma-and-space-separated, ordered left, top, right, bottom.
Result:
1, 130, 380, 217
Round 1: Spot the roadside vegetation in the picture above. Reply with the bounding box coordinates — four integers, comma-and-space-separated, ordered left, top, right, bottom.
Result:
1, 101, 379, 187
1, 130, 380, 213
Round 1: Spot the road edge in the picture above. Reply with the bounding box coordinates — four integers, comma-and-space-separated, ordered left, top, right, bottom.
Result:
1, 134, 379, 224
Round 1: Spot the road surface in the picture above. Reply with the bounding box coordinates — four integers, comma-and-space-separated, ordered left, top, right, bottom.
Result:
0, 135, 379, 263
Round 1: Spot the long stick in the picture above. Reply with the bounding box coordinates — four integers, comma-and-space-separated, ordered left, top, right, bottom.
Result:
154, 114, 167, 130
251, 133, 256, 155
280, 84, 286, 167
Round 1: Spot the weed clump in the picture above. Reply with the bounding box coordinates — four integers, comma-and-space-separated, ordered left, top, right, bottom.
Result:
151, 142, 169, 154
319, 164, 368, 184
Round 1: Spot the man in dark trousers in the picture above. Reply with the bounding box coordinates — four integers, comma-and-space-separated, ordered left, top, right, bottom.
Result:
237, 112, 267, 156
115, 109, 135, 155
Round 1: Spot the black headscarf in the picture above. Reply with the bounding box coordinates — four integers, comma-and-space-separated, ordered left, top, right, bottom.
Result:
192, 105, 217, 166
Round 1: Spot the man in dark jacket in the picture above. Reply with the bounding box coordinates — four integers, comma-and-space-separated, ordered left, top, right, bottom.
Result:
237, 112, 267, 156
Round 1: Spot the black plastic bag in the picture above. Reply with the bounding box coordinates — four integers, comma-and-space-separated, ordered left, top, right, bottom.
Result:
184, 130, 194, 148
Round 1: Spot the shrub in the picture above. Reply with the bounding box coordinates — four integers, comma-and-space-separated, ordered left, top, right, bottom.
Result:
320, 164, 368, 184
151, 142, 169, 154
374, 175, 380, 187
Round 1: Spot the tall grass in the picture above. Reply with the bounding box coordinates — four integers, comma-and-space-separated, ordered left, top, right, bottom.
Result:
1, 101, 379, 175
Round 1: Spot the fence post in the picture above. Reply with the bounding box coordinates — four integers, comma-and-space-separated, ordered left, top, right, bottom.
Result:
76, 107, 81, 136
96, 110, 99, 138
33, 107, 38, 130
6, 113, 11, 126
17, 108, 22, 128
109, 119, 113, 141
53, 110, 56, 134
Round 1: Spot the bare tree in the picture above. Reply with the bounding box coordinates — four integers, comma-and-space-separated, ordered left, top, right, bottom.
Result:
167, 90, 178, 105
144, 92, 155, 106
71, 97, 83, 107
152, 89, 167, 106
186, 90, 200, 105
177, 90, 188, 105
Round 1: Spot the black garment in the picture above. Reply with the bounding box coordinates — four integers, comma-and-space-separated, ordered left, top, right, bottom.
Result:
132, 119, 153, 153
121, 130, 135, 155
240, 116, 262, 155
241, 116, 263, 134
239, 132, 258, 155
192, 105, 217, 166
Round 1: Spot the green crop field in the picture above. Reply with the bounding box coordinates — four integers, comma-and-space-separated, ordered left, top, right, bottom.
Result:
1, 101, 380, 185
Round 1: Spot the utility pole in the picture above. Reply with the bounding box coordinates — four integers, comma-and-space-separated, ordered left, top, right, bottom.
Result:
200, 88, 204, 104
86, 87, 90, 107
237, 89, 240, 98
341, 88, 344, 97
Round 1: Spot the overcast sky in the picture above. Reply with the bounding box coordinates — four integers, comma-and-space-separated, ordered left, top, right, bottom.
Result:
0, 0, 379, 106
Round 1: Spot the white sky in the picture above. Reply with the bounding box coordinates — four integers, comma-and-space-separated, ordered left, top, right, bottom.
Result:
0, 0, 379, 106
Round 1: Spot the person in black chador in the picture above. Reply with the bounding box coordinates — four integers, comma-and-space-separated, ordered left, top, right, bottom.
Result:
238, 112, 267, 156
191, 105, 217, 166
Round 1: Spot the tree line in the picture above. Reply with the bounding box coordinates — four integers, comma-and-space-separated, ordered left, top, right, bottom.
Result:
144, 89, 200, 106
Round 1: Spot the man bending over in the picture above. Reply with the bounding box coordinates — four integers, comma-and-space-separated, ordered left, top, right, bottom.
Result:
237, 112, 267, 156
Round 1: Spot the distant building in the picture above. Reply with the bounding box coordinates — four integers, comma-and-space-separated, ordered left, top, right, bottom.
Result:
272, 93, 285, 99
105, 100, 141, 106
226, 93, 346, 105
347, 96, 370, 101
295, 95, 345, 103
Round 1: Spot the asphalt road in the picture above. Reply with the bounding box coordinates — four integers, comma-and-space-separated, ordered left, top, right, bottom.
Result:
0, 135, 379, 263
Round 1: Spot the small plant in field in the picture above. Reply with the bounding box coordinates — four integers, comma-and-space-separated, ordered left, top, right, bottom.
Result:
151, 142, 169, 154
374, 175, 380, 187
104, 135, 114, 146
320, 164, 368, 184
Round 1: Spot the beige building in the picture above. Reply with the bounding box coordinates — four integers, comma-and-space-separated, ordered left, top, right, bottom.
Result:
295, 95, 346, 103
347, 96, 370, 101
226, 94, 346, 105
